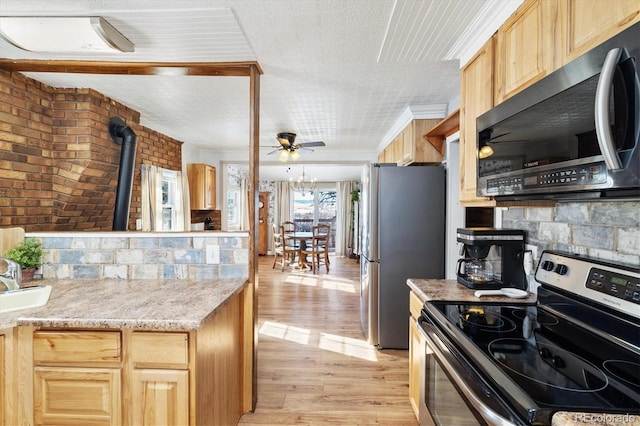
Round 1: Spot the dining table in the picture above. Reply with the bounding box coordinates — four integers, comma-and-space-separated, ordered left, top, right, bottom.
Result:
284, 232, 327, 269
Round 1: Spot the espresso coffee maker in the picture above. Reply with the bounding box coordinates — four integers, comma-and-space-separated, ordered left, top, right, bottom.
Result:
456, 227, 527, 290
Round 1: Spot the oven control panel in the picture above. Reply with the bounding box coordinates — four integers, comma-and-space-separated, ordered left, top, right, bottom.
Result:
535, 250, 640, 318
586, 267, 640, 304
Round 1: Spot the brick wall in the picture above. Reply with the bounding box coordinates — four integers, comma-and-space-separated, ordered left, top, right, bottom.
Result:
0, 70, 183, 231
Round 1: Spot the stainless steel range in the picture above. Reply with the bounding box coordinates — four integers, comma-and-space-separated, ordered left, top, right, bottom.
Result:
418, 250, 640, 425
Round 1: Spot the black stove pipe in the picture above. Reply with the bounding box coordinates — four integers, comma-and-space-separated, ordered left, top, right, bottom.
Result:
109, 117, 137, 231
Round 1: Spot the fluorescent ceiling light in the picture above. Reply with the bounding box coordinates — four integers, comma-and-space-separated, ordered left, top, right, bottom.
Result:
0, 16, 134, 53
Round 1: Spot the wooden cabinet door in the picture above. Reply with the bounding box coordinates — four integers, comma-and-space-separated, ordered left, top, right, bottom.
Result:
131, 369, 189, 426
382, 144, 393, 163
33, 367, 121, 425
401, 125, 413, 164
206, 165, 216, 209
558, 0, 640, 65
494, 0, 557, 104
0, 333, 4, 426
187, 163, 216, 210
401, 119, 443, 165
460, 37, 496, 206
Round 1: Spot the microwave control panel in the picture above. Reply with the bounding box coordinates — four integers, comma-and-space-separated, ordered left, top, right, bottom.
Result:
485, 162, 607, 194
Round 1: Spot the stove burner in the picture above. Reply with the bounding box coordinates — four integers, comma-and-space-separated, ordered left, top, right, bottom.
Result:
511, 308, 559, 326
489, 338, 608, 393
455, 307, 517, 334
603, 360, 640, 389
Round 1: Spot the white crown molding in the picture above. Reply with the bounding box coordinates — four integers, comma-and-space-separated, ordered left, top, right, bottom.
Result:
444, 0, 524, 67
377, 104, 448, 152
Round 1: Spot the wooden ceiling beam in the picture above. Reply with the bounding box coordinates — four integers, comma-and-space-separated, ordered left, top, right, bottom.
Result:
0, 59, 263, 76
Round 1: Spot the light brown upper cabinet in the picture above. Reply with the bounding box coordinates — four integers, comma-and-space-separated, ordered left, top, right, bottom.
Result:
460, 37, 496, 207
187, 163, 216, 210
392, 135, 404, 164
401, 119, 442, 165
377, 119, 443, 165
557, 0, 640, 65
378, 135, 400, 164
458, 0, 639, 207
494, 0, 557, 104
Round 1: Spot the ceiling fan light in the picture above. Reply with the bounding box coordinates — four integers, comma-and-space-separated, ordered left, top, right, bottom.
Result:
479, 145, 494, 159
278, 150, 289, 162
290, 150, 300, 161
0, 16, 134, 53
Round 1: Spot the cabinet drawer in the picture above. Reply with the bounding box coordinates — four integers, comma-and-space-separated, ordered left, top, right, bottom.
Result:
409, 291, 423, 320
33, 331, 121, 364
131, 332, 189, 369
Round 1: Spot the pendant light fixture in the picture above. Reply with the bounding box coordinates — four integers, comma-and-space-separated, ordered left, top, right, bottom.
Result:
289, 166, 317, 194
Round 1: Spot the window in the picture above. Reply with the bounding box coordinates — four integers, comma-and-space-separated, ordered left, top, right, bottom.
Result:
292, 186, 337, 250
161, 170, 179, 231
227, 187, 242, 230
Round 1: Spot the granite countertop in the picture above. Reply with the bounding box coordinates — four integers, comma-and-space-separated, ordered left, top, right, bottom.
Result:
406, 278, 537, 304
0, 277, 247, 331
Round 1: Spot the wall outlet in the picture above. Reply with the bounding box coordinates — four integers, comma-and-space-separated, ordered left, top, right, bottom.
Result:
206, 245, 220, 264
135, 218, 142, 230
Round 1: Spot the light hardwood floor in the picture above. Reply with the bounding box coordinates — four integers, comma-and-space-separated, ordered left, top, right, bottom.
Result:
238, 255, 419, 425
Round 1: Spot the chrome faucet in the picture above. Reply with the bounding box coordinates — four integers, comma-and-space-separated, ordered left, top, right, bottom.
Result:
0, 258, 22, 291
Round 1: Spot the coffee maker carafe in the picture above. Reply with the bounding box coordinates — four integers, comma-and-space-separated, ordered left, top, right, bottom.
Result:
456, 227, 526, 290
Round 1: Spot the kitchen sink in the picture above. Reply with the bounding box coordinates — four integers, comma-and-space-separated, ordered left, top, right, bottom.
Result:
0, 285, 52, 314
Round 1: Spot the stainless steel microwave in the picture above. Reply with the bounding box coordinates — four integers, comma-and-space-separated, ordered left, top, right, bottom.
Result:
476, 22, 639, 201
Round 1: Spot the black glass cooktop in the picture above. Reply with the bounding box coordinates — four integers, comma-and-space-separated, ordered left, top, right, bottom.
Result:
427, 299, 640, 422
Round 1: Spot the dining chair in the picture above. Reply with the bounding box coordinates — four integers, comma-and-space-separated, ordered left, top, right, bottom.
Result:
301, 223, 330, 273
273, 223, 300, 271
282, 220, 296, 235
272, 224, 285, 270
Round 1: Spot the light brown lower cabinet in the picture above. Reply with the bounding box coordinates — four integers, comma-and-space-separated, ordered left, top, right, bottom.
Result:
15, 288, 247, 426
34, 366, 122, 425
408, 290, 424, 419
131, 369, 189, 426
0, 331, 5, 426
0, 327, 17, 426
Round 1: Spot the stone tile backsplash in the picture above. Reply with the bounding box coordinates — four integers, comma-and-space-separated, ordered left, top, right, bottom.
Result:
502, 201, 640, 266
30, 232, 249, 281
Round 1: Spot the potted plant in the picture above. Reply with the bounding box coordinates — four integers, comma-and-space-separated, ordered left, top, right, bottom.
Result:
4, 238, 44, 282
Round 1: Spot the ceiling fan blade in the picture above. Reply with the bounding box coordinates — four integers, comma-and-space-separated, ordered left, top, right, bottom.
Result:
297, 147, 315, 152
266, 148, 281, 155
298, 141, 325, 148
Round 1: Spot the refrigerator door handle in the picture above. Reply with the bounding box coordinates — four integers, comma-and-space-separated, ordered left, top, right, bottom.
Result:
361, 253, 378, 263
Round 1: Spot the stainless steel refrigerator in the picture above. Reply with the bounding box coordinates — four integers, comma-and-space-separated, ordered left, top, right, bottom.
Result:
360, 163, 445, 349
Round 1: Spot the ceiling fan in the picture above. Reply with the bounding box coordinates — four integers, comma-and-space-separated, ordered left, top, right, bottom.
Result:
265, 132, 325, 162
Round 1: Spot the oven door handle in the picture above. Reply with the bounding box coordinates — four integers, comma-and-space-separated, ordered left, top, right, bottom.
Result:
416, 316, 517, 426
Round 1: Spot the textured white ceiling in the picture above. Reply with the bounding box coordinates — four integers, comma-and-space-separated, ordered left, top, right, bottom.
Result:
0, 0, 522, 180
